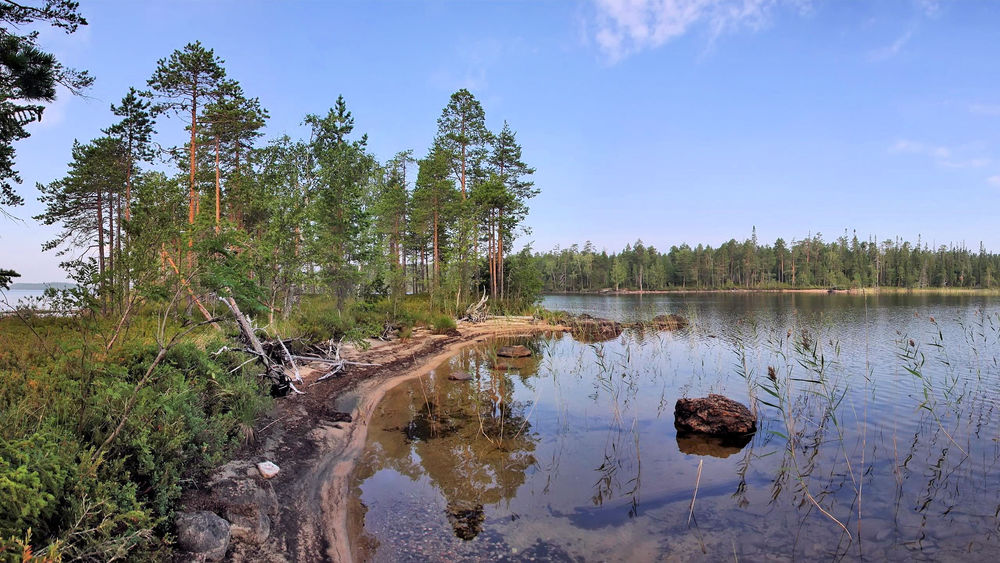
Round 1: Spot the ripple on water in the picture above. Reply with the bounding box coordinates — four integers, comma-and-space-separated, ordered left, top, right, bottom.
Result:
349, 295, 1000, 561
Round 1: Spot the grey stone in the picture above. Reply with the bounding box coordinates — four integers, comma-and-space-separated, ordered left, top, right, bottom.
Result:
175, 510, 230, 561
217, 479, 279, 546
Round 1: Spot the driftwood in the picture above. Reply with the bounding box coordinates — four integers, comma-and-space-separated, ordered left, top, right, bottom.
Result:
221, 296, 303, 395
463, 290, 489, 323
220, 296, 380, 393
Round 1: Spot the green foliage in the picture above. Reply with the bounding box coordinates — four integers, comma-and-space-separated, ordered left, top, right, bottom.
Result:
0, 0, 92, 209
431, 314, 457, 334
0, 314, 272, 558
0, 269, 18, 290
288, 297, 356, 341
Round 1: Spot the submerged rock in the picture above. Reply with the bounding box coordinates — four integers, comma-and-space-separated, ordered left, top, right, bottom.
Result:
492, 356, 533, 371
175, 511, 230, 561
448, 371, 474, 381
497, 344, 532, 358
569, 315, 623, 343
674, 394, 756, 436
650, 314, 689, 330
445, 501, 485, 541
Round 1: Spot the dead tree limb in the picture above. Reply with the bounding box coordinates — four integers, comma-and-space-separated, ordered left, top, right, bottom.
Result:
161, 248, 221, 330
221, 295, 303, 395
463, 290, 489, 322
275, 331, 302, 383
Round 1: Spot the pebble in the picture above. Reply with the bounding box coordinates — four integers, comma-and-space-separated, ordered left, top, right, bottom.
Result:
256, 461, 280, 479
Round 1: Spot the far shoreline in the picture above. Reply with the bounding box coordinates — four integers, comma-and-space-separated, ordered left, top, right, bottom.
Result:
543, 286, 1000, 296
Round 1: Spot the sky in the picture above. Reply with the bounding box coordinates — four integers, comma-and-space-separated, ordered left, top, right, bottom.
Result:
3, 0, 1000, 282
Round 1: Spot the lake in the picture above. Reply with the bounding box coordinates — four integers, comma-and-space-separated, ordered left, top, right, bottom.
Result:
349, 292, 1000, 561
0, 289, 49, 308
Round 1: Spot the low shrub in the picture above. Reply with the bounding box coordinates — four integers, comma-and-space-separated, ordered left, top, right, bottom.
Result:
431, 314, 457, 334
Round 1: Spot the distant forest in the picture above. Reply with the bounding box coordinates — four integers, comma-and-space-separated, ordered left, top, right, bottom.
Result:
532, 230, 1000, 292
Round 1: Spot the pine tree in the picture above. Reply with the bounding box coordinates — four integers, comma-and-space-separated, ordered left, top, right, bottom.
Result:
304, 96, 377, 306
201, 81, 268, 228
412, 143, 458, 288
106, 88, 156, 225
485, 121, 535, 298
0, 0, 92, 208
147, 42, 228, 228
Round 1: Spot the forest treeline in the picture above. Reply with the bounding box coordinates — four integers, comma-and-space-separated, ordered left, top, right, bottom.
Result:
534, 230, 1000, 292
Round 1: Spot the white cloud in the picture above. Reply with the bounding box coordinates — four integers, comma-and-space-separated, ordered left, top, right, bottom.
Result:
592, 0, 801, 61
869, 28, 914, 61
890, 139, 990, 169
988, 175, 1000, 187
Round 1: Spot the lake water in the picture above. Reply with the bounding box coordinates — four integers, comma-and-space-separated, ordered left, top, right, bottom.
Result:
0, 289, 48, 308
350, 292, 1000, 561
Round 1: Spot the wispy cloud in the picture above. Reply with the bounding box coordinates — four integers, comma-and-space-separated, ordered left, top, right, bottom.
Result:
890, 139, 990, 169
988, 175, 1000, 187
869, 28, 914, 61
890, 139, 951, 159
969, 103, 1000, 116
915, 0, 944, 17
429, 37, 531, 94
591, 0, 807, 62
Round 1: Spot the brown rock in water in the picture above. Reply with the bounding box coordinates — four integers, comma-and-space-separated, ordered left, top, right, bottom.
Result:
446, 502, 485, 541
492, 356, 532, 371
674, 394, 756, 435
448, 371, 474, 381
569, 316, 623, 343
651, 314, 689, 330
497, 345, 532, 358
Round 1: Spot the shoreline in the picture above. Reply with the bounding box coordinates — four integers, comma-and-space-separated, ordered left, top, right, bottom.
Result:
179, 317, 568, 562
545, 286, 1000, 296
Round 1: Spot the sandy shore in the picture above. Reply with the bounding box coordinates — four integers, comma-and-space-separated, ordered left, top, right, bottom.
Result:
180, 317, 567, 562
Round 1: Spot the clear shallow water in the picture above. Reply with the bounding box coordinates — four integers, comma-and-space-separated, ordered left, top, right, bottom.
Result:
350, 293, 1000, 561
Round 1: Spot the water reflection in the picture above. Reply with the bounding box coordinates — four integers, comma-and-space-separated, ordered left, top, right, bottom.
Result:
354, 341, 541, 545
675, 432, 752, 458
351, 295, 1000, 561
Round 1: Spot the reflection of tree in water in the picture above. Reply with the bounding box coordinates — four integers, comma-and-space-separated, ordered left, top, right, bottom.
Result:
357, 341, 541, 541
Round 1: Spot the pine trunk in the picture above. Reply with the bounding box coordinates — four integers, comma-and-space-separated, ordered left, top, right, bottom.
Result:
215, 136, 221, 231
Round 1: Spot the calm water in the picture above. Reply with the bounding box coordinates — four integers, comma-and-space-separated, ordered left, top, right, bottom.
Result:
0, 289, 47, 306
350, 293, 1000, 561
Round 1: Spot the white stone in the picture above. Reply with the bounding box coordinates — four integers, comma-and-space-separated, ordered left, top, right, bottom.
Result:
256, 461, 280, 479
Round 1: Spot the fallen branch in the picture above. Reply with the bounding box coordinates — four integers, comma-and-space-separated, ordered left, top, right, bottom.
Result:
274, 331, 302, 383
160, 248, 221, 330
220, 295, 303, 395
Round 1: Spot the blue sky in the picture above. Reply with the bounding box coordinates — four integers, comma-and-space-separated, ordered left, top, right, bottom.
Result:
3, 0, 1000, 282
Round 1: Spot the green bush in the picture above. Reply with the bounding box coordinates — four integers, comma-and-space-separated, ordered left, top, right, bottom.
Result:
0, 315, 272, 559
289, 298, 355, 340
430, 314, 457, 334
